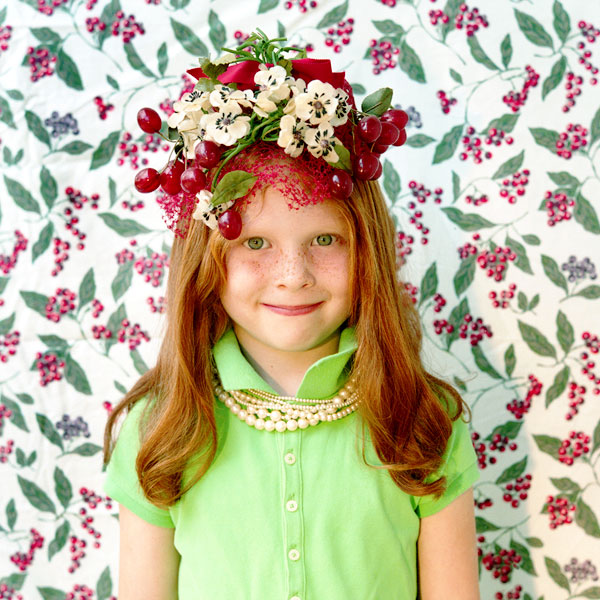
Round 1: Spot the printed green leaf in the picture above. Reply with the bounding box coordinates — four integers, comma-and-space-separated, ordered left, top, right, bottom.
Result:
433, 125, 463, 164
79, 268, 95, 310
541, 255, 568, 293
383, 159, 400, 204
32, 222, 54, 263
317, 0, 348, 29
48, 520, 70, 561
471, 345, 502, 380
442, 207, 495, 231
446, 297, 469, 349
208, 9, 226, 53
31, 27, 61, 45
467, 35, 498, 70
6, 498, 16, 530
97, 566, 113, 600
575, 497, 600, 538
98, 0, 121, 47
542, 56, 566, 100
500, 34, 512, 68
125, 42, 155, 78
212, 170, 258, 207
0, 6, 6, 26
171, 0, 191, 7
453, 376, 466, 392
258, 0, 279, 13
533, 434, 561, 460
112, 260, 134, 301
484, 113, 519, 135
574, 192, 600, 234
441, 0, 461, 39
504, 344, 516, 377
105, 304, 126, 353
64, 354, 92, 395
591, 106, 600, 148
453, 254, 476, 296
90, 131, 121, 170
277, 20, 286, 38
528, 292, 539, 309
552, 1, 570, 43
515, 9, 554, 48
71, 443, 103, 457
361, 87, 393, 116
419, 262, 438, 307
1, 396, 28, 432
36, 413, 64, 450
58, 141, 93, 155
510, 539, 536, 575
350, 82, 365, 95
56, 48, 83, 90
25, 110, 51, 147
405, 134, 435, 148
592, 420, 600, 455
556, 311, 574, 354
6, 89, 23, 100
399, 40, 425, 83
505, 235, 532, 274
529, 127, 560, 153
551, 477, 580, 493
0, 96, 16, 129
452, 171, 460, 202
20, 290, 48, 318
449, 68, 462, 84
525, 536, 543, 548
40, 166, 57, 208
157, 42, 168, 76
579, 587, 600, 599
107, 74, 119, 90
17, 475, 56, 514
496, 456, 527, 485
518, 320, 557, 358
487, 420, 523, 441
131, 347, 149, 375
517, 291, 527, 311
171, 18, 208, 55
475, 517, 500, 532
38, 588, 67, 600
492, 150, 524, 180
39, 334, 69, 350
548, 171, 579, 190
545, 365, 569, 407
3, 176, 41, 214
54, 467, 72, 509
576, 285, 600, 299
372, 19, 404, 36
0, 313, 14, 336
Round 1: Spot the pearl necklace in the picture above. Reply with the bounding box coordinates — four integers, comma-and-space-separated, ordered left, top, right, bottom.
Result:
213, 376, 360, 432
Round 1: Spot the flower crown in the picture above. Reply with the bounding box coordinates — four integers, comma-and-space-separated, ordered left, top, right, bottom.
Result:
133, 29, 408, 240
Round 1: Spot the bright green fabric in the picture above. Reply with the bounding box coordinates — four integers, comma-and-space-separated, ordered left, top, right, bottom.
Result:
103, 326, 479, 600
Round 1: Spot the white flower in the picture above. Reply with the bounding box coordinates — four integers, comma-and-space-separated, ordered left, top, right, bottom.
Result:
277, 115, 308, 157
329, 88, 350, 127
254, 65, 290, 101
192, 190, 234, 229
303, 123, 340, 163
201, 101, 251, 146
209, 85, 254, 110
253, 91, 278, 118
282, 78, 307, 117
167, 90, 211, 129
294, 80, 338, 125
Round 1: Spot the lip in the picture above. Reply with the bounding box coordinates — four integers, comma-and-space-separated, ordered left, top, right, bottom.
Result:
262, 302, 323, 316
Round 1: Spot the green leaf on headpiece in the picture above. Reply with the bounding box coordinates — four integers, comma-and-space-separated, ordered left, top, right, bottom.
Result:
212, 171, 258, 207
167, 127, 180, 141
361, 87, 393, 116
194, 79, 216, 93
199, 57, 229, 83
277, 58, 293, 76
330, 143, 352, 172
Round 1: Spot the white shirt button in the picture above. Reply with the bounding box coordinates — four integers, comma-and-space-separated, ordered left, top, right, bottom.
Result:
288, 548, 300, 561
284, 452, 296, 465
286, 500, 298, 512
290, 596, 301, 600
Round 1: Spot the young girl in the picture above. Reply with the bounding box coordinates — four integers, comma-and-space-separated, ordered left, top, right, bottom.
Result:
103, 31, 480, 600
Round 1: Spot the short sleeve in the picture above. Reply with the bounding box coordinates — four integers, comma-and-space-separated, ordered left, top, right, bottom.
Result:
103, 398, 175, 528
415, 416, 480, 518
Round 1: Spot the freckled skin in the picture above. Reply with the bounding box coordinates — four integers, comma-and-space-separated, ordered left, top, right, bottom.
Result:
220, 187, 352, 375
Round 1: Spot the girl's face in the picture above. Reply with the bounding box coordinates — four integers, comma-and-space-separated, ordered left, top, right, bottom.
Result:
220, 186, 352, 363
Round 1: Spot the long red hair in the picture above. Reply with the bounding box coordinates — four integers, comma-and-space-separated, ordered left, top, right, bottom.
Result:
103, 172, 467, 508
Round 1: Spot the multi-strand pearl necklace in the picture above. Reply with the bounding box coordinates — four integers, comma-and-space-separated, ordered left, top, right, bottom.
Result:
213, 376, 360, 432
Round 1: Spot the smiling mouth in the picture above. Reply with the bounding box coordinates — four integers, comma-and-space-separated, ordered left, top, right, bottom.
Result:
262, 302, 323, 316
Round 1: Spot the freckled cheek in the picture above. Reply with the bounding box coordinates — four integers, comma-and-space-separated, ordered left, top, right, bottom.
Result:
312, 251, 351, 288
225, 255, 270, 289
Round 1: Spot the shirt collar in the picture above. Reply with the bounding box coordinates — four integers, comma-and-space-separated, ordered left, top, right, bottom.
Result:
212, 327, 357, 399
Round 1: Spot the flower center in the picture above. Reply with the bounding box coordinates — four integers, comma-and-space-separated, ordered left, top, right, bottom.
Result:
313, 100, 324, 111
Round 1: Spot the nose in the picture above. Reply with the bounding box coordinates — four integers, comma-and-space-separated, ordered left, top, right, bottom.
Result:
273, 248, 315, 290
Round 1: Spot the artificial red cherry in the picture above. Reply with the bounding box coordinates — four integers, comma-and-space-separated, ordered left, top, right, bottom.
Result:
180, 167, 207, 195
160, 160, 185, 195
372, 142, 390, 155
378, 121, 400, 146
357, 116, 382, 144
134, 168, 160, 193
354, 152, 379, 180
369, 159, 383, 180
218, 209, 242, 240
392, 128, 407, 147
136, 108, 162, 134
195, 141, 223, 169
329, 171, 353, 199
381, 109, 409, 130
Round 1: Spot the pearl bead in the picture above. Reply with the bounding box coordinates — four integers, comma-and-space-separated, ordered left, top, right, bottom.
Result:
271, 410, 282, 422
286, 419, 298, 431
231, 404, 240, 414
309, 417, 319, 426
255, 418, 265, 430
238, 409, 247, 420
265, 420, 275, 432
225, 398, 234, 408
298, 418, 309, 429
258, 408, 267, 419
275, 420, 287, 432
246, 414, 256, 426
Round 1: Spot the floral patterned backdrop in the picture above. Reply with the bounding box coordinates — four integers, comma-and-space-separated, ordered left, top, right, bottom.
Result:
1, 0, 599, 598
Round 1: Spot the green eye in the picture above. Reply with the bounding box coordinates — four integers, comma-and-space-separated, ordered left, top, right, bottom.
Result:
246, 237, 265, 250
315, 234, 334, 246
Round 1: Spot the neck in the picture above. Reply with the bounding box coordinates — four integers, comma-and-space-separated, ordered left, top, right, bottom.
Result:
234, 328, 341, 397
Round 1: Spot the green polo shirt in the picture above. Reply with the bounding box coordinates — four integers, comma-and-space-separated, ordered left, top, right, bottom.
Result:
104, 327, 479, 600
